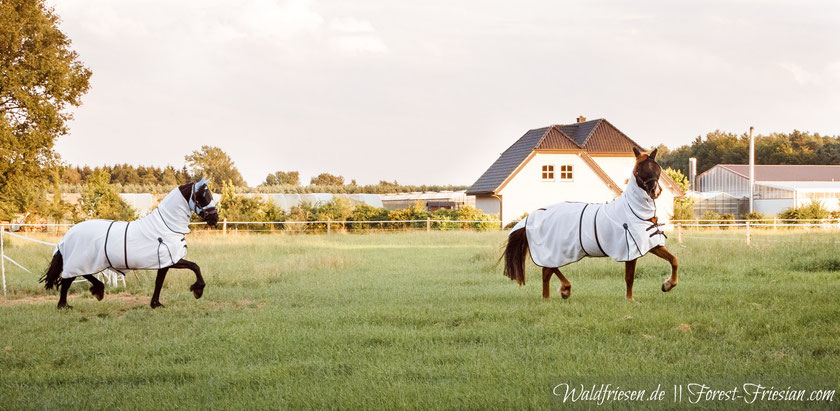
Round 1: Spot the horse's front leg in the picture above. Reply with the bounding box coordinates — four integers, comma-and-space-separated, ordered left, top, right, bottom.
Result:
150, 268, 169, 309
625, 259, 637, 302
649, 246, 678, 292
171, 259, 205, 299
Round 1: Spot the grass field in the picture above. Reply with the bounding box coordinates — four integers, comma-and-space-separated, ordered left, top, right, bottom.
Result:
1, 230, 839, 409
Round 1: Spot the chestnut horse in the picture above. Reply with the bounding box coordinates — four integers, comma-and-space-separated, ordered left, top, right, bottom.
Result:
501, 148, 678, 301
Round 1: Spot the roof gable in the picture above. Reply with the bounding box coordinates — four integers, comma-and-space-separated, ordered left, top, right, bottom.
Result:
467, 118, 644, 195
466, 127, 549, 195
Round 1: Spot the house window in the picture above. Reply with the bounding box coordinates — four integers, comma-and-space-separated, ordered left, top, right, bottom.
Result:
541, 165, 554, 180
559, 165, 573, 181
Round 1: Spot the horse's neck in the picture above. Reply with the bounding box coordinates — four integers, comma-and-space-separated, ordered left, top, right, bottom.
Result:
152, 189, 192, 232
618, 178, 656, 219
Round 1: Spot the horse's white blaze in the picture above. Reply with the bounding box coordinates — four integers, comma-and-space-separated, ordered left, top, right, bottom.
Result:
57, 187, 192, 278
510, 177, 666, 268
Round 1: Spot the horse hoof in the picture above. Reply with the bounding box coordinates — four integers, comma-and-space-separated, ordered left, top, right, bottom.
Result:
190, 283, 205, 299
91, 284, 105, 301
662, 281, 677, 292
558, 285, 571, 299
57, 303, 72, 310
150, 301, 164, 309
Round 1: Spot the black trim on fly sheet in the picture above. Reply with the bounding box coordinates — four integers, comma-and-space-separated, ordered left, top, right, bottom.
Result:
157, 208, 188, 235
578, 204, 590, 256
593, 207, 607, 256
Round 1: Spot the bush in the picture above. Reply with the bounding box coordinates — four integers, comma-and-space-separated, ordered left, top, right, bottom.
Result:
779, 200, 831, 225
719, 213, 735, 230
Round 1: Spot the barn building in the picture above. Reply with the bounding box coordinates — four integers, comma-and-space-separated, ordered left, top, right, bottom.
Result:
466, 117, 683, 225
695, 164, 840, 215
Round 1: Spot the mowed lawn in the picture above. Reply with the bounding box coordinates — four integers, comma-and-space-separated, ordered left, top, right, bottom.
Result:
1, 230, 839, 409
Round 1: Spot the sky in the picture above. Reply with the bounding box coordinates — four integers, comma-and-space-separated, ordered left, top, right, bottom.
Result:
49, 0, 840, 186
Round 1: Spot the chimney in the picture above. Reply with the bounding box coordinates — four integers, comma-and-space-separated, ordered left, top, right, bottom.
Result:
688, 158, 697, 191
576, 115, 586, 123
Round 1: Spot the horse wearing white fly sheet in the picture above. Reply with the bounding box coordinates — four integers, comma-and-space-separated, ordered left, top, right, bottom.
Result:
56, 178, 216, 278
510, 176, 666, 268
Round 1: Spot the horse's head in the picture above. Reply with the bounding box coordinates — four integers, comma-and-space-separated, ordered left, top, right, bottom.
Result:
632, 147, 662, 200
187, 178, 218, 227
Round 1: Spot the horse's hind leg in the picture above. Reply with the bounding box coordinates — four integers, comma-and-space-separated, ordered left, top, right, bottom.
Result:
57, 278, 73, 309
650, 246, 678, 292
83, 275, 105, 301
553, 268, 571, 299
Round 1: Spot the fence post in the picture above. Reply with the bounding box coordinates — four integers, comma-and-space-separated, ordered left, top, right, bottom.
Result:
327, 218, 331, 235
745, 221, 751, 246
426, 217, 431, 233
677, 223, 682, 244
222, 218, 227, 235
1, 227, 6, 297
773, 218, 777, 231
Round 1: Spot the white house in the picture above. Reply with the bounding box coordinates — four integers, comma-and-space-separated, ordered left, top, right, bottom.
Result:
466, 117, 683, 225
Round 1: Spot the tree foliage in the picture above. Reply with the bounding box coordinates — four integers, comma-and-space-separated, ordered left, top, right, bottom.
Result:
658, 130, 840, 175
263, 171, 299, 186
0, 0, 91, 219
310, 172, 345, 186
75, 170, 137, 221
185, 145, 246, 187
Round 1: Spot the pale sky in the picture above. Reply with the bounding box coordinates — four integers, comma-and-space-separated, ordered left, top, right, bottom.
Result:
50, 0, 840, 186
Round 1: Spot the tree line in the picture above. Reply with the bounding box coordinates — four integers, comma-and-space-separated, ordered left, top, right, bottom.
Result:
656, 130, 840, 176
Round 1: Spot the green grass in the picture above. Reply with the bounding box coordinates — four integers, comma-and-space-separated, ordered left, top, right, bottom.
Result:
1, 230, 839, 409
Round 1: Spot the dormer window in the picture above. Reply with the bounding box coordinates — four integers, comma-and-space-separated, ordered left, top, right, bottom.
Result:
541, 165, 554, 181
559, 165, 573, 181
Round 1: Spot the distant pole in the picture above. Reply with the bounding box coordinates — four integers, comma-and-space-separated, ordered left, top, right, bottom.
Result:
223, 218, 227, 235
426, 217, 431, 233
327, 218, 331, 235
749, 126, 755, 213
745, 221, 751, 246
1, 227, 6, 297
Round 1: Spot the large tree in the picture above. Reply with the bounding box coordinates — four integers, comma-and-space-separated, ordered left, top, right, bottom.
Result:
184, 145, 247, 187
310, 172, 345, 186
263, 170, 300, 186
0, 0, 91, 219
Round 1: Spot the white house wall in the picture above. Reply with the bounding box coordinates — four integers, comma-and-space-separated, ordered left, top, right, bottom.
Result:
591, 156, 635, 188
498, 153, 617, 224
475, 196, 501, 217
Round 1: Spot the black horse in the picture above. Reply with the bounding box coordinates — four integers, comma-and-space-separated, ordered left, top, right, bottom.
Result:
40, 179, 219, 309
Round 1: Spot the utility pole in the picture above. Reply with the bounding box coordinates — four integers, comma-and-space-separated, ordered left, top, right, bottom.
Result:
749, 126, 755, 214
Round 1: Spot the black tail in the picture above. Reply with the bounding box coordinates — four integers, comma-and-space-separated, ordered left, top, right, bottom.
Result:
39, 250, 63, 290
501, 227, 529, 286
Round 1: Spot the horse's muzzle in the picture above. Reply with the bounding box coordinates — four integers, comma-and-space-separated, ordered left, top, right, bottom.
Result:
201, 208, 219, 227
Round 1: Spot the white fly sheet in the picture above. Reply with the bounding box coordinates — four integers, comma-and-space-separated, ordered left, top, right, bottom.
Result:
510, 177, 666, 268
57, 188, 192, 278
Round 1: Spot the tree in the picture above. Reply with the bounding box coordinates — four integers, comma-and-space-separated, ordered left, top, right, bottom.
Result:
75, 170, 136, 221
184, 145, 247, 186
263, 171, 299, 186
0, 0, 92, 219
310, 173, 344, 186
